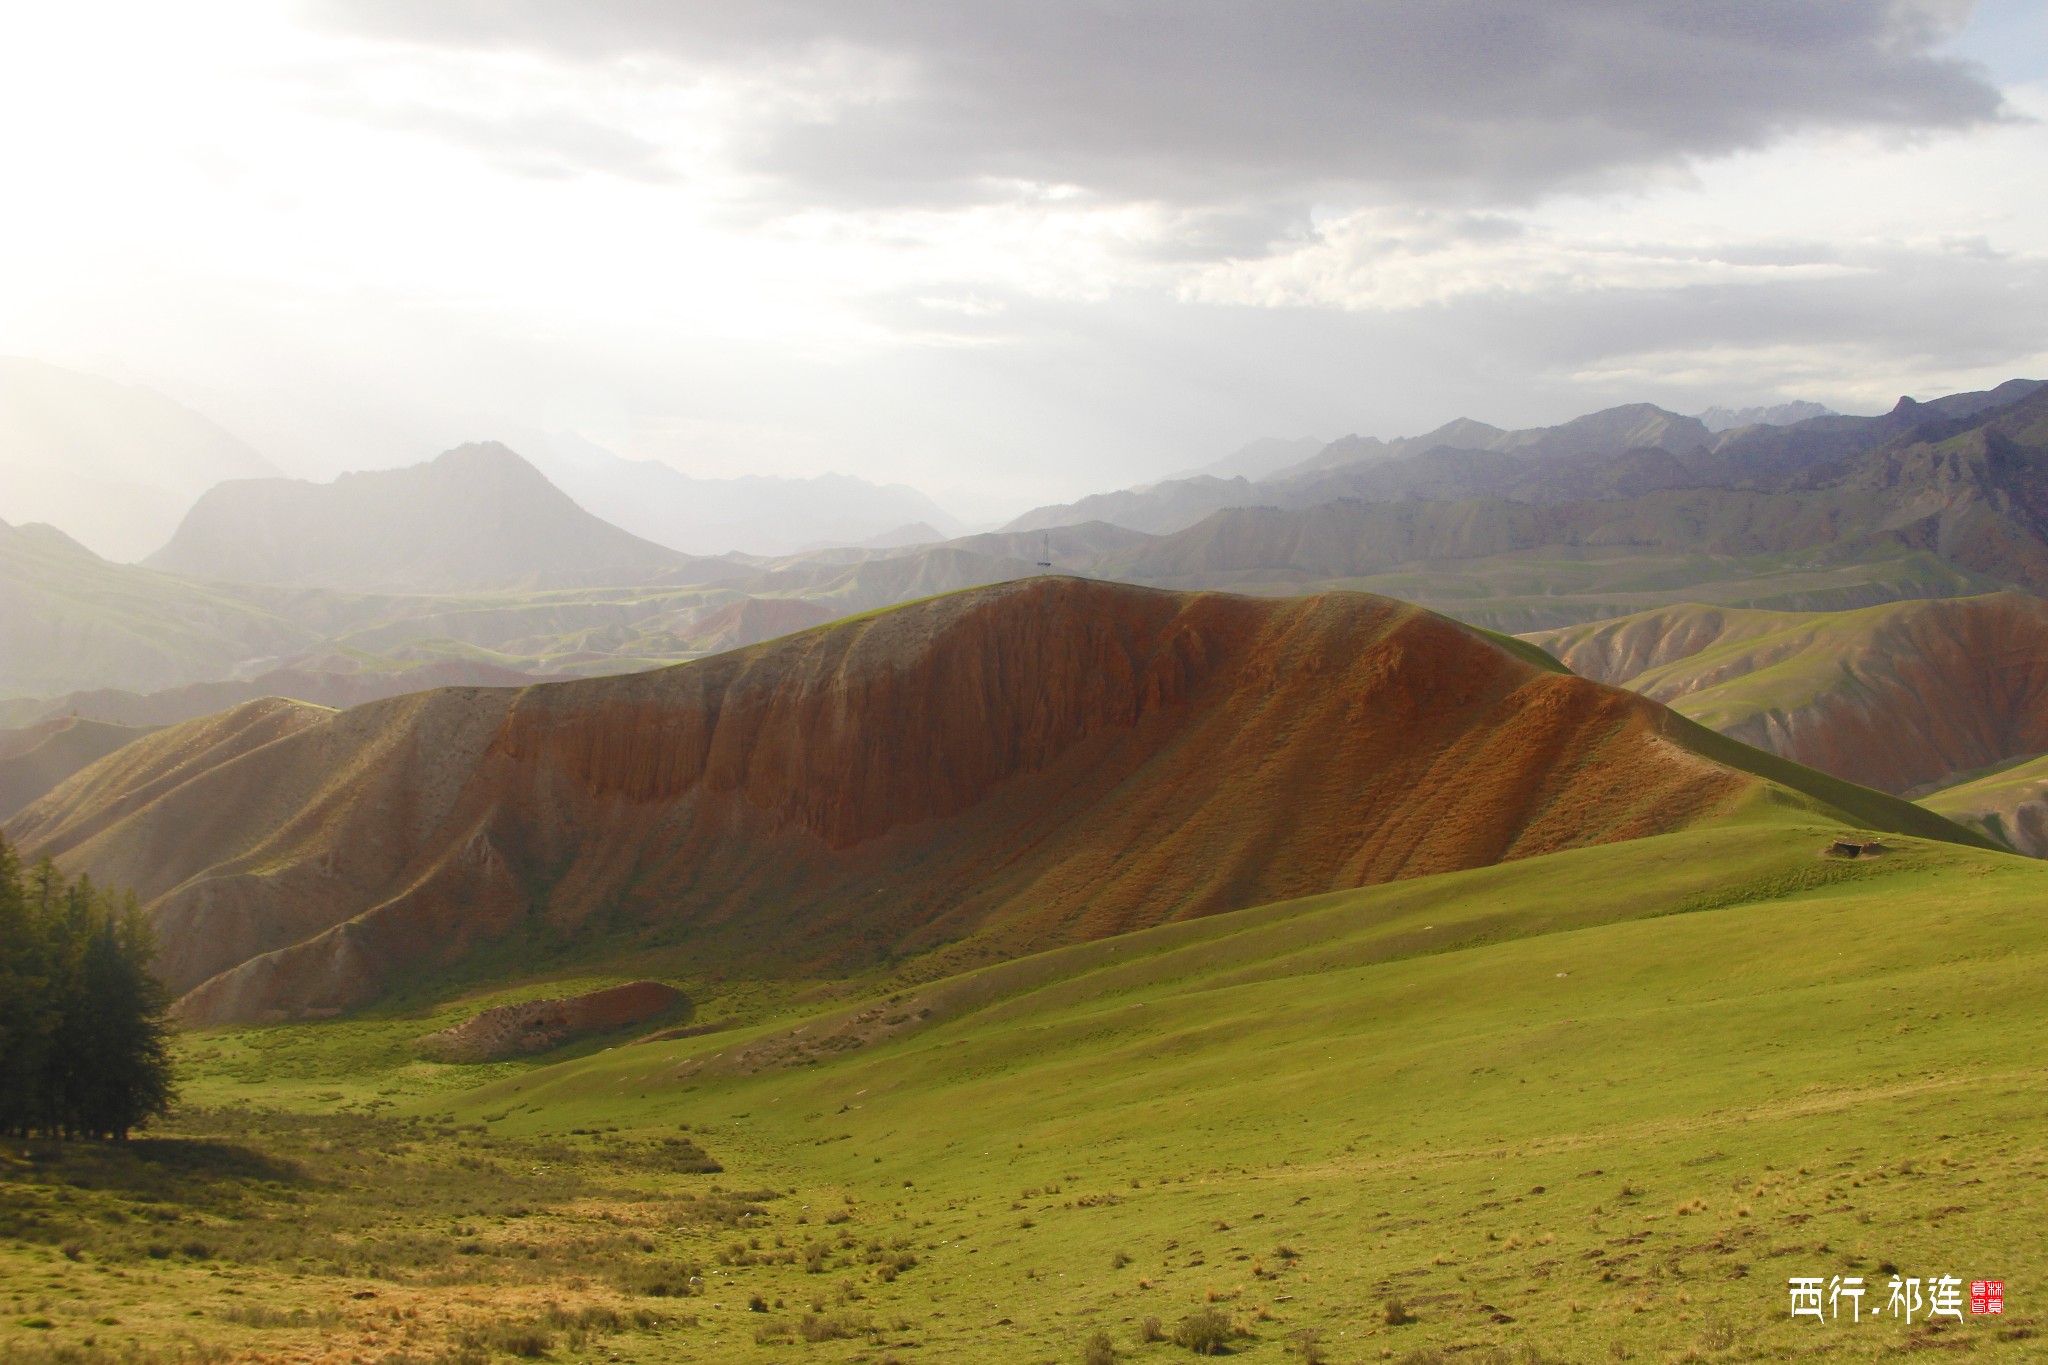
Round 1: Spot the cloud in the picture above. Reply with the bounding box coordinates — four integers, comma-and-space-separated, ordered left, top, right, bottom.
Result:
1180, 209, 1872, 311
314, 0, 2005, 213
343, 104, 686, 184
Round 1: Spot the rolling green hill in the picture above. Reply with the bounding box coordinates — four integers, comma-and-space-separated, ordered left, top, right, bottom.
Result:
15, 809, 2036, 1363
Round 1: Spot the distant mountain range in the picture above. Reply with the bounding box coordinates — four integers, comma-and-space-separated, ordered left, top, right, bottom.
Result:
8, 372, 2048, 732
524, 430, 965, 557
1067, 378, 2048, 629
0, 359, 972, 562
0, 468, 1126, 702
1006, 388, 2036, 541
0, 357, 280, 562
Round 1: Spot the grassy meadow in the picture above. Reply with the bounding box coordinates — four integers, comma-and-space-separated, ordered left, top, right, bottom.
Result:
4, 809, 2045, 1364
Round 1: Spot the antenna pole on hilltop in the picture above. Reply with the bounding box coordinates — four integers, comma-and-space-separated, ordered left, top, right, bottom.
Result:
1036, 531, 1053, 571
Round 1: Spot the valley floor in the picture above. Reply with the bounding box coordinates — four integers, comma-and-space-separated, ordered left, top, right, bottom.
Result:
4, 814, 2046, 1364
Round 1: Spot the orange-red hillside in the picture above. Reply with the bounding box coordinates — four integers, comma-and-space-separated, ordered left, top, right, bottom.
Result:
8, 578, 1956, 1025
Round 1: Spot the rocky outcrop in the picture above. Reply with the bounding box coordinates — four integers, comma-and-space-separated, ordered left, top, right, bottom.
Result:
11, 578, 1970, 1025
417, 981, 683, 1061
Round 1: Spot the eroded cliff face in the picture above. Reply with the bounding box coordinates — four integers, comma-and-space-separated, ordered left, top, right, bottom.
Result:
15, 578, 1774, 1024
1528, 593, 2048, 794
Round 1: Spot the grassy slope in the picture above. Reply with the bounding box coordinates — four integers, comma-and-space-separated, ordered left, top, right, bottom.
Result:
31, 811, 2034, 1363
471, 815, 2048, 1363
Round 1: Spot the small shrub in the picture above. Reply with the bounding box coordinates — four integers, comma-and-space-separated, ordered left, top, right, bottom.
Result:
1111, 1250, 1133, 1269
748, 1294, 768, 1312
462, 1322, 554, 1358
614, 1261, 702, 1297
1173, 1308, 1232, 1355
1083, 1328, 1116, 1365
1384, 1296, 1415, 1325
1139, 1315, 1165, 1342
1288, 1327, 1326, 1364
797, 1311, 871, 1342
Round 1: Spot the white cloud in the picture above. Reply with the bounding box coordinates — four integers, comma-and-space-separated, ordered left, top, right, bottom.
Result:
0, 1, 2040, 523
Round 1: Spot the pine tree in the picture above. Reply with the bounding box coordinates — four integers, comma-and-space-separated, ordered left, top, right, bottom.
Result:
0, 837, 176, 1140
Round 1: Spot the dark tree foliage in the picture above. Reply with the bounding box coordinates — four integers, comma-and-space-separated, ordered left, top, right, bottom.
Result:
0, 835, 176, 1140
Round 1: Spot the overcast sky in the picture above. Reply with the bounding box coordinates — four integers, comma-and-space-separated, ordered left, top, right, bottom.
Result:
2, 0, 2044, 521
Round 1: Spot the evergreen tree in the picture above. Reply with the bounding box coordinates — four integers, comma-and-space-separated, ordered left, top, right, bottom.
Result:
0, 836, 176, 1140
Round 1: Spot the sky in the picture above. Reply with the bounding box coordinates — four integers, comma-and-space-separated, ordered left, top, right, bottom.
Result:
1, 0, 2044, 523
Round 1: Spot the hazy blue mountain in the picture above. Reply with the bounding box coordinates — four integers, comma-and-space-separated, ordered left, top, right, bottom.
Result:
1162, 435, 1325, 482
0, 356, 280, 562
525, 430, 964, 556
1003, 404, 1719, 534
146, 443, 720, 592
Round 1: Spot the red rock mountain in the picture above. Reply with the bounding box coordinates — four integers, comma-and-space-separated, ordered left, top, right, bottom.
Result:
8, 579, 1966, 1024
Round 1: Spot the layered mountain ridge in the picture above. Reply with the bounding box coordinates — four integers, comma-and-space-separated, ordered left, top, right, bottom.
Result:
1006, 380, 2045, 539
8, 578, 1968, 1026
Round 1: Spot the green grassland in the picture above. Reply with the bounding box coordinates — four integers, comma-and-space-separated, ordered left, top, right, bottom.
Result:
5, 810, 2046, 1364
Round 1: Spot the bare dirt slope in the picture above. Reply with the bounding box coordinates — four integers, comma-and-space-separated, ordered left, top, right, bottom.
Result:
10, 578, 1968, 1025
1526, 592, 2048, 794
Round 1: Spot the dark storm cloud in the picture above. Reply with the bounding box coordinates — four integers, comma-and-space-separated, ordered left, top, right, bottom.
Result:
315, 0, 2005, 208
